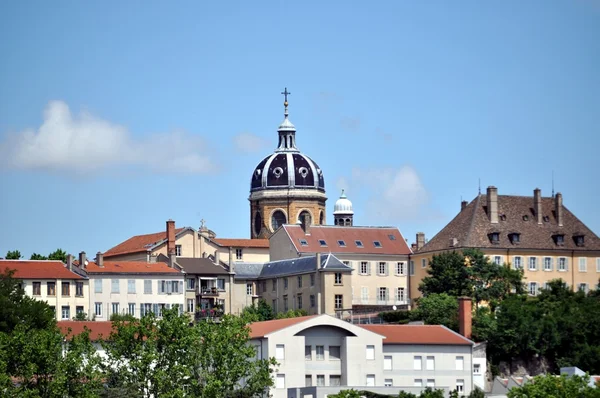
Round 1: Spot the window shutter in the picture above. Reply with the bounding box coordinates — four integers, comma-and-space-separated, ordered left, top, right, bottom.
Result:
565, 258, 569, 271
367, 263, 371, 275
551, 257, 554, 271
385, 263, 389, 276
179, 281, 184, 294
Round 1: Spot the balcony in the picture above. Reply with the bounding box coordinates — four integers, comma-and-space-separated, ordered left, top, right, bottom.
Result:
198, 286, 219, 297
195, 308, 224, 321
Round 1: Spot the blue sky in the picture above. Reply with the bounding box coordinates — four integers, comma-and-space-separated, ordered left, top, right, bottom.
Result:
1, 1, 599, 258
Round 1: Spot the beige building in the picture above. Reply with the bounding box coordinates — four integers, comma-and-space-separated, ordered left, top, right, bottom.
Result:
410, 186, 600, 301
1, 259, 90, 321
269, 223, 413, 312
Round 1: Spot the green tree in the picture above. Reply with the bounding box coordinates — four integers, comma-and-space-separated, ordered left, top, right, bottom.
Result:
30, 253, 48, 260
507, 373, 600, 398
418, 388, 444, 398
5, 250, 21, 260
411, 293, 459, 330
275, 309, 308, 319
419, 251, 472, 297
328, 389, 362, 398
48, 248, 67, 263
467, 388, 485, 398
241, 298, 275, 322
74, 311, 88, 321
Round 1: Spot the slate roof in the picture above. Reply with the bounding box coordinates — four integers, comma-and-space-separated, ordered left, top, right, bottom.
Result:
419, 192, 600, 253
234, 254, 352, 280
176, 257, 229, 275
283, 225, 412, 255
0, 260, 84, 280
212, 238, 269, 248
104, 227, 189, 257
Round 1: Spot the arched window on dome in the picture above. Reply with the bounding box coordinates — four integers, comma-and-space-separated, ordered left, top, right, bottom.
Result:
298, 211, 311, 225
254, 212, 262, 237
271, 210, 287, 232
319, 211, 324, 225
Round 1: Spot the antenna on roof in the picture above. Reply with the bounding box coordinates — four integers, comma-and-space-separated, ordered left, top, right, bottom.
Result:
552, 170, 555, 197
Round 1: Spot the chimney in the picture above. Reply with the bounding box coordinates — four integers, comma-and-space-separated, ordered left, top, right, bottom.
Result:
96, 252, 103, 268
301, 213, 312, 235
78, 251, 87, 269
416, 232, 425, 251
533, 188, 542, 224
66, 254, 73, 271
555, 192, 563, 227
228, 247, 235, 274
316, 252, 321, 269
166, 219, 176, 255
461, 200, 468, 211
486, 186, 498, 224
213, 250, 219, 264
458, 297, 472, 339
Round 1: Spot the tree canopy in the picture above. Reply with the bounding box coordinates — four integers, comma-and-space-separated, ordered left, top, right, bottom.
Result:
506, 373, 600, 398
4, 250, 22, 260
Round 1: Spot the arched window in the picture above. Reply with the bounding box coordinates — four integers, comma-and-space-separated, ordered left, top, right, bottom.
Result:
271, 210, 287, 231
319, 211, 324, 225
254, 212, 262, 236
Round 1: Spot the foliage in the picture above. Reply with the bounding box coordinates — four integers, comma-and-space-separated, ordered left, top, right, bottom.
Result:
5, 250, 22, 259
471, 306, 497, 343
507, 373, 600, 398
74, 311, 89, 321
48, 248, 67, 263
241, 298, 275, 322
325, 389, 362, 398
30, 253, 48, 260
275, 308, 308, 319
410, 293, 458, 330
379, 310, 411, 324
467, 388, 485, 398
109, 313, 136, 322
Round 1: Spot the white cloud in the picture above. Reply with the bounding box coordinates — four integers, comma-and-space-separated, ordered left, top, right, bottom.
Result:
0, 100, 217, 175
350, 165, 430, 223
232, 132, 268, 154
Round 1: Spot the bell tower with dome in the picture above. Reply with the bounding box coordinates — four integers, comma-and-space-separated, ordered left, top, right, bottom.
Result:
249, 88, 327, 239
333, 189, 354, 226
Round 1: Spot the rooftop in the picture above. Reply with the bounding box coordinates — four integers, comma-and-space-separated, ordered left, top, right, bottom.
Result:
84, 260, 181, 274
0, 260, 84, 280
58, 321, 113, 341
104, 227, 187, 257
212, 238, 269, 249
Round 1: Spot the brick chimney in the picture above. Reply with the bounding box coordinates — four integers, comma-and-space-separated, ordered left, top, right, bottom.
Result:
458, 297, 472, 339
78, 251, 87, 269
96, 252, 103, 268
461, 200, 468, 211
66, 254, 73, 271
166, 219, 176, 255
486, 186, 498, 224
534, 188, 542, 224
416, 232, 425, 251
555, 192, 563, 227
301, 213, 312, 235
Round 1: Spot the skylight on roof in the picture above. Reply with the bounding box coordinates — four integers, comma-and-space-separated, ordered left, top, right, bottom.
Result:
373, 241, 382, 248
319, 239, 327, 247
299, 239, 308, 246
388, 234, 396, 240
355, 240, 364, 248
337, 240, 346, 247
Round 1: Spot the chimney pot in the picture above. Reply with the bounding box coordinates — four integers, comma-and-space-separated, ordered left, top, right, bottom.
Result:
66, 254, 73, 271
458, 297, 472, 339
96, 252, 103, 268
166, 220, 176, 255
534, 188, 542, 224
78, 251, 87, 269
461, 200, 468, 211
555, 192, 563, 227
486, 186, 498, 224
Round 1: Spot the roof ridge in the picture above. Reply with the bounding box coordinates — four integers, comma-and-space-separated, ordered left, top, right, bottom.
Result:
462, 194, 482, 248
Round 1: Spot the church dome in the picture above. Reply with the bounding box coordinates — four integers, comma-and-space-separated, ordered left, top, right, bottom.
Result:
333, 190, 353, 215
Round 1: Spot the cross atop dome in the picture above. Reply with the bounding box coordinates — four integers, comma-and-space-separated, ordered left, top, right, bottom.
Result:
281, 87, 291, 117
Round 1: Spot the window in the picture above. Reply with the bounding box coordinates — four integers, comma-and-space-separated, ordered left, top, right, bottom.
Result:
395, 262, 405, 275
384, 379, 393, 387
76, 306, 84, 316
76, 281, 83, 297
62, 282, 73, 297
559, 257, 568, 271
175, 245, 182, 256
513, 256, 522, 269
246, 283, 253, 295
61, 306, 70, 320
410, 260, 415, 275
366, 345, 375, 360
456, 356, 464, 370
578, 283, 588, 293
127, 279, 136, 293
112, 303, 120, 314
555, 234, 565, 244
575, 235, 585, 247
316, 375, 325, 386
272, 299, 277, 313
414, 379, 423, 387
529, 257, 537, 271
275, 344, 285, 360
217, 279, 225, 290
378, 287, 388, 302
297, 275, 303, 288
473, 364, 481, 374
493, 256, 502, 265
396, 287, 405, 302
384, 355, 392, 370
186, 278, 196, 291
330, 346, 341, 360
316, 345, 325, 360
334, 294, 343, 309
187, 299, 194, 313
355, 240, 363, 248
378, 262, 387, 275
337, 240, 346, 247
305, 375, 312, 387
366, 375, 375, 387
426, 356, 435, 370
272, 279, 277, 291
297, 294, 303, 309
361, 287, 369, 302
529, 282, 538, 296
310, 294, 315, 307
276, 374, 285, 389
360, 262, 369, 275
413, 356, 422, 370
373, 241, 382, 248
330, 375, 341, 387
128, 303, 135, 316
95, 302, 102, 317
456, 380, 464, 394
318, 239, 327, 247
235, 248, 243, 260
283, 295, 288, 311
509, 233, 520, 244
112, 279, 120, 293
310, 273, 315, 286
544, 257, 553, 271
299, 239, 308, 246
284, 278, 288, 289
421, 258, 427, 268
426, 379, 435, 387
271, 211, 287, 231
47, 282, 56, 296
305, 345, 311, 360
579, 258, 587, 272
33, 282, 41, 296
489, 232, 500, 244
334, 273, 342, 285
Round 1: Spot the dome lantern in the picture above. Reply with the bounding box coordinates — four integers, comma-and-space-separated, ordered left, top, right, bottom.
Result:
334, 189, 354, 226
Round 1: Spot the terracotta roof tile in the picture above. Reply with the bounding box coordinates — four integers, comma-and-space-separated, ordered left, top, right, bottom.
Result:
212, 238, 269, 248
283, 225, 412, 255
58, 321, 113, 341
419, 193, 600, 253
85, 260, 181, 274
104, 228, 186, 257
360, 324, 472, 345
0, 260, 84, 280
249, 315, 318, 338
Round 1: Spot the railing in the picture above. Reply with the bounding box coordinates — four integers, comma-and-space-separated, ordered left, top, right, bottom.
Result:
198, 287, 219, 296
195, 309, 224, 321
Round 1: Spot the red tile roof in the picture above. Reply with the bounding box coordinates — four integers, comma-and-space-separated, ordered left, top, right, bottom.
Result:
360, 325, 472, 346
283, 225, 412, 255
104, 228, 186, 257
0, 260, 83, 280
58, 321, 113, 341
84, 260, 181, 274
249, 316, 318, 338
212, 238, 270, 248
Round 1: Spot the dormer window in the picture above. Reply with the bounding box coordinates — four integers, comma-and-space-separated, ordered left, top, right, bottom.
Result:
488, 232, 500, 244
355, 240, 364, 248
337, 240, 346, 247
552, 234, 565, 246
509, 233, 521, 244
318, 239, 327, 247
373, 241, 382, 248
299, 239, 308, 246
388, 234, 396, 240
574, 235, 585, 247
